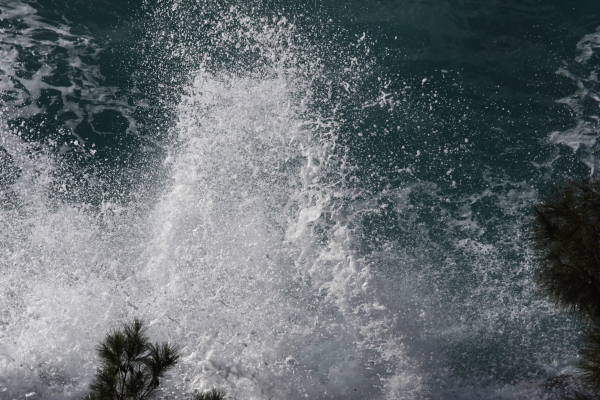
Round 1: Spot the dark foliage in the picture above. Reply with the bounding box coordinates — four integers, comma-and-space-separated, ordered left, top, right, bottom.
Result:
191, 388, 225, 400
578, 326, 600, 394
563, 384, 600, 400
89, 318, 180, 400
530, 177, 600, 322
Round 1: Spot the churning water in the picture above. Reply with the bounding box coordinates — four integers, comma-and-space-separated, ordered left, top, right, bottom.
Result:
1, 0, 600, 399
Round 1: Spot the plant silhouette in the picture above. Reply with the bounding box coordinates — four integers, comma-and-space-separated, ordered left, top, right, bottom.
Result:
191, 388, 225, 400
89, 318, 180, 400
530, 177, 600, 322
578, 326, 600, 394
530, 177, 600, 398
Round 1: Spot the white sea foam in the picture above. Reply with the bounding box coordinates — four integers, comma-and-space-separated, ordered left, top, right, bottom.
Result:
552, 26, 600, 172
0, 0, 135, 140
575, 26, 600, 64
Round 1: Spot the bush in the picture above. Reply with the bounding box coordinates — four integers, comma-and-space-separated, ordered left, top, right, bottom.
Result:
89, 318, 180, 400
530, 177, 600, 322
578, 326, 600, 394
530, 177, 600, 398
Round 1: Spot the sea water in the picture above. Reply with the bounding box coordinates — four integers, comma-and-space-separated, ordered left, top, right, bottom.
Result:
0, 1, 599, 399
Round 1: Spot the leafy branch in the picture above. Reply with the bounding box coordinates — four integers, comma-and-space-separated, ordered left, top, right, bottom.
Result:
89, 318, 180, 400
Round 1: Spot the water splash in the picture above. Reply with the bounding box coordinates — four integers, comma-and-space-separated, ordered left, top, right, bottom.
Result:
0, 5, 420, 399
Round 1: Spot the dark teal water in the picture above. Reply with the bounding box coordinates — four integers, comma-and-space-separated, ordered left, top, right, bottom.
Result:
1, 1, 600, 399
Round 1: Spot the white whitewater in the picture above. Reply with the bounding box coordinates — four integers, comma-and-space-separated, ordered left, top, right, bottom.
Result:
0, 10, 420, 400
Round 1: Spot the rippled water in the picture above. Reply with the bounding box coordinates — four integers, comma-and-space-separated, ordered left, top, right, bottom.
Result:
1, 1, 600, 399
